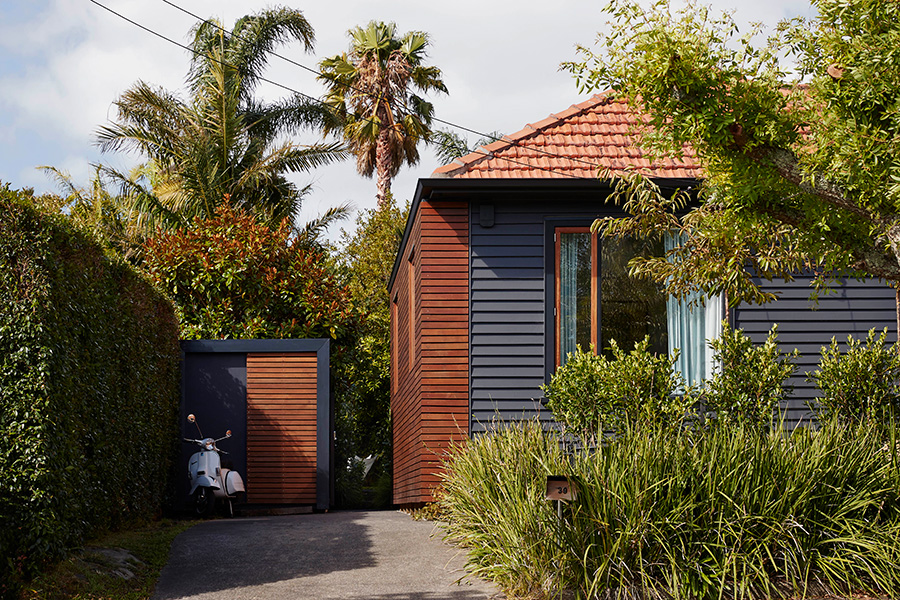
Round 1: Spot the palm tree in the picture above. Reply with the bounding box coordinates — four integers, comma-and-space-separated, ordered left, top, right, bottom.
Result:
318, 21, 447, 208
39, 165, 150, 262
430, 129, 505, 166
96, 7, 346, 232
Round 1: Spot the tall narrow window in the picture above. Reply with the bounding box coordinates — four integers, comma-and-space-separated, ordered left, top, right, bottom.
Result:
556, 228, 596, 365
664, 234, 723, 387
407, 252, 415, 372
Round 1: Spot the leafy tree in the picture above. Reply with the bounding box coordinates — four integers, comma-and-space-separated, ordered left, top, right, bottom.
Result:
336, 195, 408, 464
142, 206, 360, 343
97, 7, 346, 232
319, 21, 447, 208
563, 0, 900, 320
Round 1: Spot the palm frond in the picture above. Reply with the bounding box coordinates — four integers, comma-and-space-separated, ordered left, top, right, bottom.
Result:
298, 201, 353, 245
228, 8, 315, 100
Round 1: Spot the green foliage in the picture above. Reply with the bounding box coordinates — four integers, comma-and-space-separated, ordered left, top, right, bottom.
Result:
441, 420, 900, 600
565, 0, 900, 305
702, 325, 797, 427
810, 328, 900, 423
96, 7, 345, 233
541, 338, 688, 435
0, 184, 180, 595
335, 196, 407, 465
37, 165, 149, 263
143, 205, 360, 343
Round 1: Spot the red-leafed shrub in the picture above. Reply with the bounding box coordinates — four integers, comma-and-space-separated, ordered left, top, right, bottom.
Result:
143, 206, 361, 345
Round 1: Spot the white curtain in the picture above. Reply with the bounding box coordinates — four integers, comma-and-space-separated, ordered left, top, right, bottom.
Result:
665, 234, 723, 387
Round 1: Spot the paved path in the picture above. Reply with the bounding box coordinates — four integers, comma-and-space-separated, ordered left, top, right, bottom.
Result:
152, 510, 500, 600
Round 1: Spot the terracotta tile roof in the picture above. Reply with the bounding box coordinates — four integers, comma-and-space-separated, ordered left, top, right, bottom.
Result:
433, 91, 702, 179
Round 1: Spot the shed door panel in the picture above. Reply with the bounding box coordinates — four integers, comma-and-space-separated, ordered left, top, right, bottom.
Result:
246, 353, 317, 503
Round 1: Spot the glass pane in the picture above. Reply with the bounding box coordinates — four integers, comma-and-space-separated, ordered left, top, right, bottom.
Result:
600, 236, 667, 356
559, 232, 592, 364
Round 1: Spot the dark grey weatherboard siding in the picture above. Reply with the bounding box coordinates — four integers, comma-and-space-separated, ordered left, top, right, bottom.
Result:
469, 199, 618, 432
732, 276, 897, 426
468, 195, 898, 433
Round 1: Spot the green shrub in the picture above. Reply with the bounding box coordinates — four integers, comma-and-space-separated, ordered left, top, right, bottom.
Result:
0, 186, 180, 595
703, 324, 797, 427
541, 338, 688, 435
440, 420, 900, 600
810, 328, 900, 423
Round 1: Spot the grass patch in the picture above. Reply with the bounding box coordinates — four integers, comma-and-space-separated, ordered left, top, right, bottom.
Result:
19, 519, 195, 600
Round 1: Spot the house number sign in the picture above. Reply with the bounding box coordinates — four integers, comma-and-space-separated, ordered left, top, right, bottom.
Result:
546, 475, 576, 502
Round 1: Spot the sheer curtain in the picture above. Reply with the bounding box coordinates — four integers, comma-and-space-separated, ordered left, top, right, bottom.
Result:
665, 234, 723, 387
559, 235, 580, 361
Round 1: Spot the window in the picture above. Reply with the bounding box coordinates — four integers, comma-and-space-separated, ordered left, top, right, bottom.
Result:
554, 228, 718, 385
664, 235, 724, 387
555, 227, 597, 365
407, 248, 415, 372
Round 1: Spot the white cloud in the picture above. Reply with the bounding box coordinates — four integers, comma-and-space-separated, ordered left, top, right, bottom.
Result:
0, 0, 818, 226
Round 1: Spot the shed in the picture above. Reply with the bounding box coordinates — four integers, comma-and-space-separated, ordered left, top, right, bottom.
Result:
180, 338, 332, 510
388, 92, 897, 506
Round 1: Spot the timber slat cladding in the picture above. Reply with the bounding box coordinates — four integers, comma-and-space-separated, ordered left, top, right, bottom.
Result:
392, 200, 470, 505
246, 352, 317, 504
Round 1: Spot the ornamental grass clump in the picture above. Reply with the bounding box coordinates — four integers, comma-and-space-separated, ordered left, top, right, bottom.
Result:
440, 420, 900, 600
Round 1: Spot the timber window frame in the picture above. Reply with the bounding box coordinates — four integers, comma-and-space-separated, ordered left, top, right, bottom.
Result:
554, 226, 598, 366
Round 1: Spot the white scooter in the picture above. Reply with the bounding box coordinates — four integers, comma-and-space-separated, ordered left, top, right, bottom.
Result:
183, 413, 245, 517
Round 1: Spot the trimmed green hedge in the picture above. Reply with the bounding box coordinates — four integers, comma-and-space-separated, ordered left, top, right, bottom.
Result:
0, 186, 180, 594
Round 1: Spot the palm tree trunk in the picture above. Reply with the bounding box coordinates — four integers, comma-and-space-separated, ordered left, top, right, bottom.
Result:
375, 127, 392, 210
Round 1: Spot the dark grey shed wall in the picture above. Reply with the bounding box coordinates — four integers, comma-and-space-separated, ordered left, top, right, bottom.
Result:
180, 338, 332, 510
732, 276, 897, 424
469, 198, 617, 432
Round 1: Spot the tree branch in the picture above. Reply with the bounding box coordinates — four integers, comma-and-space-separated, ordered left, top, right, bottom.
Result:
748, 145, 875, 223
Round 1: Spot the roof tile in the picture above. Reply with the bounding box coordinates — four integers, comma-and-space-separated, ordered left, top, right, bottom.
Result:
432, 91, 701, 180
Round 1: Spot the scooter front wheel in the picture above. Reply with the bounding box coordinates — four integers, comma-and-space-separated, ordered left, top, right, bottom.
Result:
194, 487, 215, 518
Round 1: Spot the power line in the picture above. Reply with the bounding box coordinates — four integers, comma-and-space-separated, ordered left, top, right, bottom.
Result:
157, 0, 612, 173
86, 0, 594, 180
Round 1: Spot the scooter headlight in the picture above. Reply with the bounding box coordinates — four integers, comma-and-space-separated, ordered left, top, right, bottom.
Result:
203, 440, 214, 451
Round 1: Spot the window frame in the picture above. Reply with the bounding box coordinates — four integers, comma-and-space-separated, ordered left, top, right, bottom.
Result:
554, 226, 599, 367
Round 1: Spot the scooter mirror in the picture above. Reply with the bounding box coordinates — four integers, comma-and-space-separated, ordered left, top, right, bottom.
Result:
226, 430, 232, 437
188, 414, 196, 423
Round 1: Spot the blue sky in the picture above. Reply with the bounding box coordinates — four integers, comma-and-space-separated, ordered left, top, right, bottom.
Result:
0, 0, 815, 235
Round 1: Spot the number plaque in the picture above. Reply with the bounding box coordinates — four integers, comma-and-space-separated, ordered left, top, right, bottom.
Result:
546, 475, 576, 501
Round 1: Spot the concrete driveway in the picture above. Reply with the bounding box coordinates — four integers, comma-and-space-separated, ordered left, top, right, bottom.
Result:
152, 510, 500, 600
